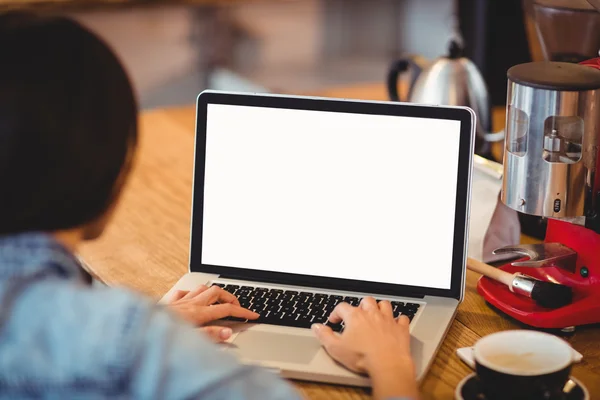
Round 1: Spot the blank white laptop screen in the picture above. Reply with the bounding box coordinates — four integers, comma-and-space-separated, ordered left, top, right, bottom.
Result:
201, 103, 461, 290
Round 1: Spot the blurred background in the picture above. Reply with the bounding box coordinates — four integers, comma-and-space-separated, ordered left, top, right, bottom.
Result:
3, 0, 542, 110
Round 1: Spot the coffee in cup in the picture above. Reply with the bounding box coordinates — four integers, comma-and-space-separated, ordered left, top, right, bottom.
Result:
473, 330, 575, 400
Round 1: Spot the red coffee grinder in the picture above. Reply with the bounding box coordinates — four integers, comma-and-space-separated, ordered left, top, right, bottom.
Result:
478, 0, 600, 331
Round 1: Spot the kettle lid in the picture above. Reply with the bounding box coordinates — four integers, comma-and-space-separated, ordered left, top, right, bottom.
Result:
447, 39, 464, 60
508, 61, 600, 91
534, 0, 596, 11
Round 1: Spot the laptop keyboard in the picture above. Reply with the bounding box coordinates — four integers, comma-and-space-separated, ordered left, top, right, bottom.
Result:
213, 283, 421, 332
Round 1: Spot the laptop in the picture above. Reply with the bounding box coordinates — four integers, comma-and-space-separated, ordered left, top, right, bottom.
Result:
161, 90, 475, 387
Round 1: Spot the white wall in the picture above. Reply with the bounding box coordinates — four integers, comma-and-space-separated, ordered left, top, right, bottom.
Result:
398, 0, 454, 59
228, 0, 322, 70
67, 0, 454, 107
70, 6, 198, 97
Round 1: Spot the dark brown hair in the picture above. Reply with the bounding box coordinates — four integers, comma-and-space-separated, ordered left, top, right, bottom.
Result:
0, 12, 138, 234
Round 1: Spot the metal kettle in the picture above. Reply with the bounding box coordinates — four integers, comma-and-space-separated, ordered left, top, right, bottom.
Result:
387, 40, 504, 152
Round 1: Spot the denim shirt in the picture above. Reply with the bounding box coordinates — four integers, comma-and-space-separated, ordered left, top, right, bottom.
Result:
0, 232, 302, 399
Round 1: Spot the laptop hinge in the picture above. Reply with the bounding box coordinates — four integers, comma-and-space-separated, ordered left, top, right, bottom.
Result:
215, 273, 425, 299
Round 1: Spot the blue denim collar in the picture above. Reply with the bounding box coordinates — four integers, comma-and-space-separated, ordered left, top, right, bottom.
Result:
0, 232, 88, 282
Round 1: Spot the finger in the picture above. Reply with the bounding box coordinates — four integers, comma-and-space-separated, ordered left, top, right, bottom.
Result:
169, 290, 188, 303
181, 285, 210, 300
378, 300, 393, 318
359, 296, 378, 312
202, 303, 259, 322
327, 302, 356, 324
311, 323, 340, 350
396, 314, 411, 327
201, 326, 233, 342
311, 324, 360, 372
197, 286, 240, 306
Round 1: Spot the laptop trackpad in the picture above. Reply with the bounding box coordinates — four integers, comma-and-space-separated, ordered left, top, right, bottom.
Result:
231, 330, 321, 364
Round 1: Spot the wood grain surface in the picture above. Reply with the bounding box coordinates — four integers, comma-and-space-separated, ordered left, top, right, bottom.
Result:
78, 83, 600, 399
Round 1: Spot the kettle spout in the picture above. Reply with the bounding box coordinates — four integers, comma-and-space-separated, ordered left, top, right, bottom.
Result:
482, 130, 505, 143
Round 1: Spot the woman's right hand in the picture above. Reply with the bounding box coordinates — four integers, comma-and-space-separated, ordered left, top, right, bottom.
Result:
311, 297, 419, 400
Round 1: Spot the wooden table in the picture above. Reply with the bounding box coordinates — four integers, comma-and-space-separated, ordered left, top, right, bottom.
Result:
79, 83, 600, 399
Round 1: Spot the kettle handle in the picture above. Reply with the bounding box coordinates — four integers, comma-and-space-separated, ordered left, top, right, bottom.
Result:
386, 56, 423, 102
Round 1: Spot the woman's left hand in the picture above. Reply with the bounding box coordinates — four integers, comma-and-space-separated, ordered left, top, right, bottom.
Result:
167, 285, 258, 342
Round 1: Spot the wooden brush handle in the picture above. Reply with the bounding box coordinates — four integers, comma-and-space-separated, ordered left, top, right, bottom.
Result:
467, 257, 515, 287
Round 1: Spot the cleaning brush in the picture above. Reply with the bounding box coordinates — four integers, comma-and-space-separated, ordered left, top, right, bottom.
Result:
467, 257, 573, 309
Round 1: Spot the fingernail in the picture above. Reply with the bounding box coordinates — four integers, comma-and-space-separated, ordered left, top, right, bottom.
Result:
220, 328, 233, 339
311, 323, 321, 332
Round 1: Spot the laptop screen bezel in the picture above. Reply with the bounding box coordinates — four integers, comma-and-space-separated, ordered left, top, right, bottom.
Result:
190, 91, 474, 300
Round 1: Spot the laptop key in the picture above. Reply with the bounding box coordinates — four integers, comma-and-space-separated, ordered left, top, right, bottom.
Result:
252, 303, 267, 312
329, 298, 343, 307
396, 311, 416, 322
252, 305, 267, 313
212, 283, 225, 288
324, 320, 343, 333
280, 305, 294, 314
296, 306, 309, 314
295, 299, 310, 308
267, 307, 282, 316
252, 295, 266, 303
297, 314, 314, 327
343, 296, 360, 306
238, 297, 252, 308
253, 301, 267, 309
292, 299, 311, 307
313, 294, 328, 304
305, 306, 319, 316
280, 292, 296, 301
319, 307, 333, 319
259, 312, 283, 324
223, 285, 240, 293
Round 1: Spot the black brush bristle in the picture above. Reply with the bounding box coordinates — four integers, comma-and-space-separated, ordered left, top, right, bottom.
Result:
531, 281, 573, 309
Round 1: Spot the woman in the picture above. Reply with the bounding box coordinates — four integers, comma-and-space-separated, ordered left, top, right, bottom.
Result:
0, 13, 418, 399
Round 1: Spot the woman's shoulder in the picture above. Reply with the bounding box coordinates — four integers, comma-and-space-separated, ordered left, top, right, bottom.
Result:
0, 280, 162, 394
0, 278, 303, 399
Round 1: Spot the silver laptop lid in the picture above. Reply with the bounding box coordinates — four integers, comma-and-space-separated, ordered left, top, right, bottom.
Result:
190, 91, 475, 300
